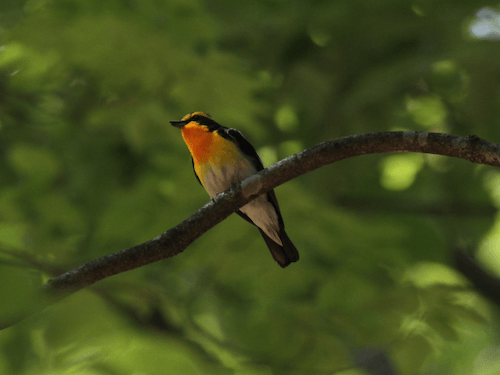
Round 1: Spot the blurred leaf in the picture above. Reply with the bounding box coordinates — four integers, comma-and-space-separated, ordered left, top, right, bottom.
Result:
0, 0, 497, 374
380, 154, 424, 191
0, 265, 41, 325
0, 222, 27, 248
392, 335, 432, 375
8, 144, 60, 187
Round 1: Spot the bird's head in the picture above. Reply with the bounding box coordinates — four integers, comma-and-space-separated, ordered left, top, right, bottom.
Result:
170, 112, 214, 130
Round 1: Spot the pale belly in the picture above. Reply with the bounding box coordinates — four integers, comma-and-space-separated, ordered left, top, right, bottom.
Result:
239, 196, 282, 245
198, 159, 282, 245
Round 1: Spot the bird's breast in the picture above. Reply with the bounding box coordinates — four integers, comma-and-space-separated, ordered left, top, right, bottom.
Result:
196, 156, 256, 198
182, 126, 259, 197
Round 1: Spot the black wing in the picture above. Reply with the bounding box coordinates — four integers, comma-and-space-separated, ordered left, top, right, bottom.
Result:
218, 127, 285, 228
218, 128, 265, 172
191, 158, 203, 187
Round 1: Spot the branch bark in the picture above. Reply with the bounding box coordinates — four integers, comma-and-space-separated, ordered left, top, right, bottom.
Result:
6, 131, 500, 329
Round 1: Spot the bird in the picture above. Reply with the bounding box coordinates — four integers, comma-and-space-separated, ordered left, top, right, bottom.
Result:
170, 112, 299, 268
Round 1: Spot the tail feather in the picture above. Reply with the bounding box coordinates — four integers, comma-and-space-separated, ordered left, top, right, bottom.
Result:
258, 228, 299, 268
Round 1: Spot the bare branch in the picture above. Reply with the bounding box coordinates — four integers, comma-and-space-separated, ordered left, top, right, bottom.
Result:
5, 131, 500, 329
455, 250, 500, 307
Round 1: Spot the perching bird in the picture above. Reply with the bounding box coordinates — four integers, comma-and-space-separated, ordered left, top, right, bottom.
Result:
170, 112, 299, 268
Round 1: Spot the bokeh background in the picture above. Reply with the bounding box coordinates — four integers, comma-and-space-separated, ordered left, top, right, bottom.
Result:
1, 0, 500, 374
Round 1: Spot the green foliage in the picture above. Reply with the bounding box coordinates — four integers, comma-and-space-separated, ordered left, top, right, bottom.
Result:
0, 0, 499, 374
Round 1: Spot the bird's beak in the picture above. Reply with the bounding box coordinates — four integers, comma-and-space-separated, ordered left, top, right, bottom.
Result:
170, 120, 188, 129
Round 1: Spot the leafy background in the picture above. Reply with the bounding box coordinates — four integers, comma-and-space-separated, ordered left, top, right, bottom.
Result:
0, 0, 499, 374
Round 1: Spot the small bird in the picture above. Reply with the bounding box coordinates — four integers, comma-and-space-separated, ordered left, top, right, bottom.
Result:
170, 112, 299, 268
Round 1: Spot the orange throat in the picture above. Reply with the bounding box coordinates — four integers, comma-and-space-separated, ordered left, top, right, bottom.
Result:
181, 124, 214, 165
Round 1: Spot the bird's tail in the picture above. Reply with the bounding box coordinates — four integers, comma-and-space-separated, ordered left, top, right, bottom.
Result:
259, 228, 299, 268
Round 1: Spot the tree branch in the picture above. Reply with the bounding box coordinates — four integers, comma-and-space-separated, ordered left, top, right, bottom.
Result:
5, 131, 500, 329
454, 250, 500, 307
